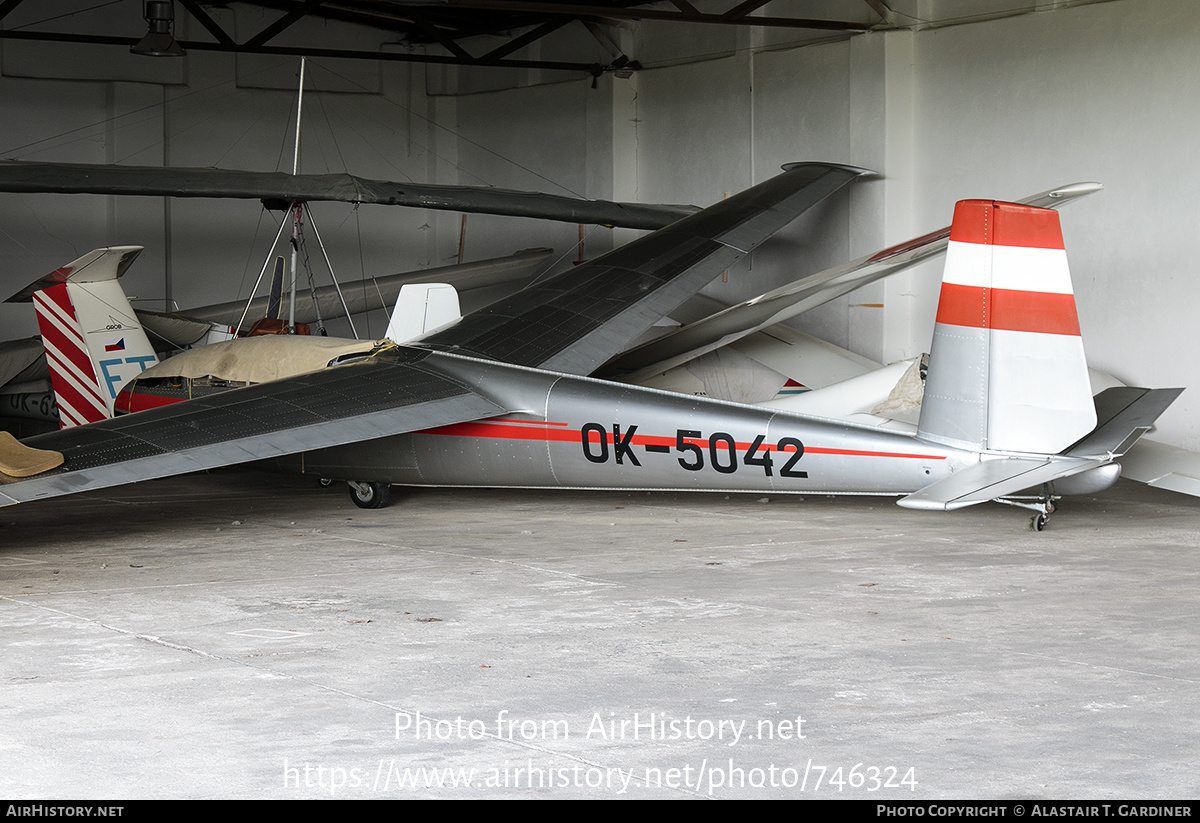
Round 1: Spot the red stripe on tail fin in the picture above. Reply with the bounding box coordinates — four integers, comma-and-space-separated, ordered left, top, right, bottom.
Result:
948, 200, 1066, 249
934, 283, 1082, 336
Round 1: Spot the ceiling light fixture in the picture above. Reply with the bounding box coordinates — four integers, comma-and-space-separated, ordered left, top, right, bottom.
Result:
131, 0, 186, 57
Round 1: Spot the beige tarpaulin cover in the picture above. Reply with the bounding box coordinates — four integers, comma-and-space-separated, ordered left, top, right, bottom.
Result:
136, 335, 379, 385
871, 354, 928, 418
0, 431, 63, 477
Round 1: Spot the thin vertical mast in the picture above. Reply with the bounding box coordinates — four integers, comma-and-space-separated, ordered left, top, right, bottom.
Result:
288, 57, 306, 332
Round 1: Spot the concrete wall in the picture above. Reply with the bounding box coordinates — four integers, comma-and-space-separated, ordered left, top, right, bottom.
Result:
909, 0, 1200, 449
589, 0, 1200, 449
1, 0, 1197, 449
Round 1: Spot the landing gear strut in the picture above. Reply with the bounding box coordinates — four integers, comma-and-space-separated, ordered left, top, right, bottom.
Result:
997, 484, 1058, 531
348, 481, 391, 509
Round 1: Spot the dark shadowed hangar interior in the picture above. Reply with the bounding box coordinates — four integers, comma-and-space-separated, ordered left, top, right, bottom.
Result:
1, 0, 1199, 800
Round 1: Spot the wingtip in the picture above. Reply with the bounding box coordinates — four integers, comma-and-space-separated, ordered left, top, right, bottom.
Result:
1045, 181, 1104, 199
781, 162, 879, 178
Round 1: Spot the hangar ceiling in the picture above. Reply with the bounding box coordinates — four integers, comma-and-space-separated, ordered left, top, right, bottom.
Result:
0, 0, 1119, 78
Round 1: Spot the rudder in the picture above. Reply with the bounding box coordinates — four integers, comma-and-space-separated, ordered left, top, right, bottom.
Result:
24, 247, 159, 427
917, 200, 1096, 454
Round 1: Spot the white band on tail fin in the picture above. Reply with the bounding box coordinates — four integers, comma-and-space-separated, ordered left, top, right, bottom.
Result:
917, 200, 1096, 454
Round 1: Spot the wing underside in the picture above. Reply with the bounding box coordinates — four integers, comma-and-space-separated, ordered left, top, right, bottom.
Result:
0, 160, 697, 231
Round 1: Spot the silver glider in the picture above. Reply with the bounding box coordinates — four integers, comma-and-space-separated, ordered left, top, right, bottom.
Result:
0, 163, 1179, 529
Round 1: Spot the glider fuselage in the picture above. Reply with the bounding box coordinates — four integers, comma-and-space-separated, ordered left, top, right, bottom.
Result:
289, 353, 967, 495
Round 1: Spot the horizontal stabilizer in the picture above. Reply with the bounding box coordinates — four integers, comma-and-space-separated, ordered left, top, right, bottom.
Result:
134, 310, 222, 348
1066, 387, 1183, 458
898, 456, 1096, 511
6, 246, 144, 303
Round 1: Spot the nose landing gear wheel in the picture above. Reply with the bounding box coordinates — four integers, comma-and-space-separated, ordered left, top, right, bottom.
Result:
348, 481, 391, 509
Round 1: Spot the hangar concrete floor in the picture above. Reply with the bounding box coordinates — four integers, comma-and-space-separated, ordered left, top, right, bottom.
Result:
1, 467, 1197, 799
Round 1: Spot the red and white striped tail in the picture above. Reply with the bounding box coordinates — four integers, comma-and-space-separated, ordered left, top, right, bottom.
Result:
917, 200, 1096, 454
24, 246, 159, 429
33, 283, 109, 428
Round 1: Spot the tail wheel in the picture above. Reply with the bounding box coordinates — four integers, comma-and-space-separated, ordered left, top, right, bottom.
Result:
348, 481, 391, 509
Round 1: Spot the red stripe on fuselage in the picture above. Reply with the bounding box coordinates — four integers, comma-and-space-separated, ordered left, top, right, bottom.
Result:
115, 390, 186, 414
488, 418, 569, 427
423, 418, 947, 461
934, 282, 1081, 336
422, 420, 580, 442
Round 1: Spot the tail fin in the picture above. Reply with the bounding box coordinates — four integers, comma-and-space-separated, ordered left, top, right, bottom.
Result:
917, 200, 1095, 454
385, 283, 461, 344
22, 247, 159, 428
